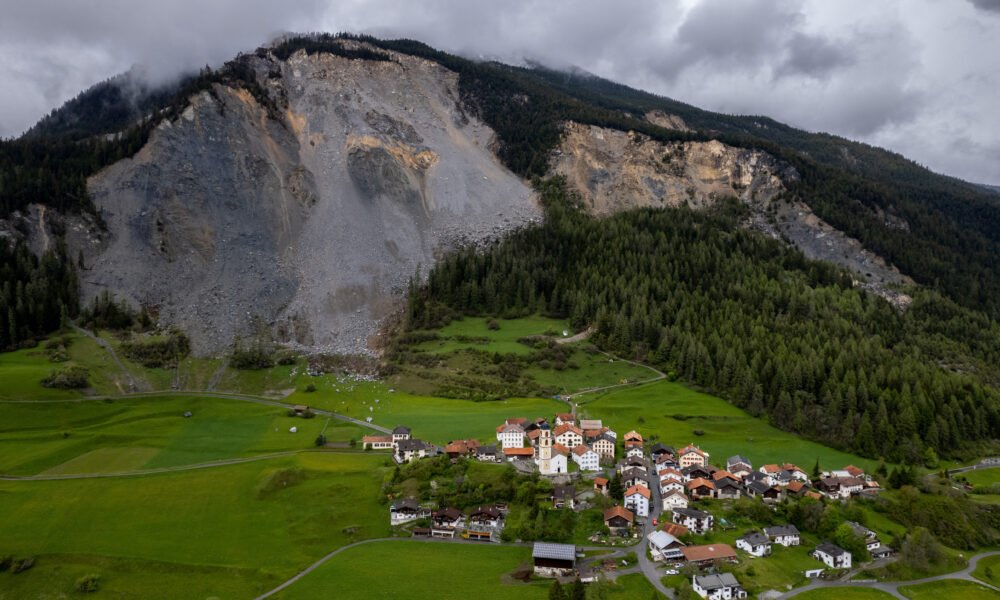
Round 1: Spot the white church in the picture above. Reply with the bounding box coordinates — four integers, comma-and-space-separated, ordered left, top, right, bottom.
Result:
535, 425, 568, 475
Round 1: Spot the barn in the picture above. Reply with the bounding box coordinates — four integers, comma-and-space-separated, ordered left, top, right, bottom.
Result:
532, 542, 577, 577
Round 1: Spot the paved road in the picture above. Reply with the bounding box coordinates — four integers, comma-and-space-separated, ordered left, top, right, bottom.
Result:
777, 550, 1000, 599
634, 466, 674, 598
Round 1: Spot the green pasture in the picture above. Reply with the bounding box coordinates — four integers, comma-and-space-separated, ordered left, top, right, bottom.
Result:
899, 579, 998, 600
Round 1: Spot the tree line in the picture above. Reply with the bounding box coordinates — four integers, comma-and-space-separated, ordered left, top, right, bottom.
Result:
0, 238, 79, 350
407, 179, 1000, 463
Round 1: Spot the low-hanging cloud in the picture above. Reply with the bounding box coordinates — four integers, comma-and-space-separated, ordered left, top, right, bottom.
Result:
0, 0, 997, 185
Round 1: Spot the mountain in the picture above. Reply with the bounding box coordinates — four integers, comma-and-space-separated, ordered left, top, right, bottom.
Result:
2, 33, 1000, 354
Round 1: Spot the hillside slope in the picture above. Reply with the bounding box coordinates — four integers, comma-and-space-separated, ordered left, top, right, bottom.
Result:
71, 48, 538, 355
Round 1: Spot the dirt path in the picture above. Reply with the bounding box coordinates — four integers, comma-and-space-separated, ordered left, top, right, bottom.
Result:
71, 324, 151, 392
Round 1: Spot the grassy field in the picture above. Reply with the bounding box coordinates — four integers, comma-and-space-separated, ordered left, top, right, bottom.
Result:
0, 344, 85, 401
795, 588, 896, 599
972, 554, 1000, 587
959, 468, 1000, 486
899, 579, 998, 599
274, 540, 548, 599
579, 379, 877, 471
413, 316, 572, 355
0, 452, 390, 597
0, 395, 362, 476
285, 379, 564, 445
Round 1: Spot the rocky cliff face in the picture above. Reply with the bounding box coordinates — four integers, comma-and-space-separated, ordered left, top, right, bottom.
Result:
552, 121, 912, 305
71, 49, 539, 355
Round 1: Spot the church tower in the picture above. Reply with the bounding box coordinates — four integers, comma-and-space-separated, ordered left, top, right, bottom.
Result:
536, 423, 553, 474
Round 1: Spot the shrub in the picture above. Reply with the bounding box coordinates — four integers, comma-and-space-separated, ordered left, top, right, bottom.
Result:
11, 556, 35, 573
486, 319, 500, 330
304, 383, 317, 393
75, 573, 101, 592
40, 365, 89, 388
120, 330, 190, 368
693, 429, 705, 436
314, 434, 327, 447
301, 409, 316, 419
0, 555, 11, 572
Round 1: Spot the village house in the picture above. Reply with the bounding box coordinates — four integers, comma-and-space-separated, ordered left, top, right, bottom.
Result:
845, 521, 877, 540
532, 542, 577, 578
736, 531, 772, 557
839, 477, 865, 497
554, 413, 575, 426
552, 484, 576, 509
625, 485, 651, 517
664, 522, 689, 538
683, 465, 715, 482
687, 477, 716, 499
362, 434, 394, 450
594, 476, 610, 496
468, 505, 505, 529
682, 544, 737, 568
554, 424, 584, 448
623, 430, 644, 449
714, 477, 742, 500
813, 543, 852, 569
496, 422, 526, 449
621, 456, 648, 472
395, 439, 433, 463
678, 444, 710, 468
660, 476, 685, 495
650, 443, 674, 462
746, 480, 782, 501
662, 489, 690, 511
431, 507, 464, 538
578, 419, 603, 431
648, 530, 686, 562
604, 505, 634, 533
785, 481, 808, 497
622, 467, 649, 489
726, 455, 753, 479
763, 524, 801, 546
476, 444, 500, 463
692, 573, 747, 600
782, 464, 810, 481
445, 439, 480, 458
626, 446, 645, 459
673, 507, 713, 534
571, 445, 600, 471
392, 425, 411, 443
526, 428, 542, 447
591, 434, 616, 459
389, 498, 431, 525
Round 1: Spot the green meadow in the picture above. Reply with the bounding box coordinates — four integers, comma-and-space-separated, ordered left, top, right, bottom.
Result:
413, 315, 572, 356
795, 588, 896, 599
0, 395, 361, 476
0, 452, 390, 596
899, 579, 999, 600
579, 379, 877, 471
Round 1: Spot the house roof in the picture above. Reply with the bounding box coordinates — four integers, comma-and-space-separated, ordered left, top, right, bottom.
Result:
694, 573, 740, 590
805, 491, 823, 500
578, 419, 603, 430
553, 485, 576, 500
532, 542, 576, 561
678, 444, 706, 457
552, 443, 570, 456
687, 477, 716, 490
625, 485, 651, 499
682, 544, 736, 562
470, 505, 502, 519
362, 434, 392, 443
594, 477, 609, 486
476, 444, 498, 455
526, 429, 542, 440
392, 425, 411, 435
497, 422, 525, 434
434, 507, 463, 520
593, 434, 615, 445
762, 464, 781, 473
844, 465, 865, 477
556, 413, 574, 421
663, 523, 689, 537
506, 417, 527, 425
583, 429, 604, 439
739, 532, 770, 546
604, 505, 634, 523
673, 507, 710, 519
650, 442, 673, 455
747, 481, 774, 494
815, 543, 849, 557
623, 430, 643, 441
840, 476, 865, 487
712, 470, 737, 481
396, 439, 430, 453
727, 455, 752, 467
572, 445, 594, 456
503, 447, 534, 456
783, 463, 805, 473
648, 530, 682, 549
391, 498, 420, 511
764, 524, 800, 537
622, 467, 647, 480
554, 423, 583, 437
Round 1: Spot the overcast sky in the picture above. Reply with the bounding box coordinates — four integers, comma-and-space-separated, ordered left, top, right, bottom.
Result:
2, 0, 999, 184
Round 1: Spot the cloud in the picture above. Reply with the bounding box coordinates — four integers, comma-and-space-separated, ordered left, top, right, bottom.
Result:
0, 0, 998, 184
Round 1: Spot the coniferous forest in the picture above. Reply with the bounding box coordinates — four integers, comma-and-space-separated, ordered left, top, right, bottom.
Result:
408, 179, 1000, 463
0, 238, 79, 350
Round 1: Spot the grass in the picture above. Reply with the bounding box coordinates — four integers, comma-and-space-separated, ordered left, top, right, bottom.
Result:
578, 379, 878, 471
414, 316, 572, 356
899, 579, 998, 600
0, 344, 85, 401
0, 395, 361, 476
959, 468, 1000, 487
972, 554, 1000, 587
795, 588, 896, 599
285, 379, 564, 445
274, 540, 549, 599
526, 349, 655, 394
0, 453, 390, 591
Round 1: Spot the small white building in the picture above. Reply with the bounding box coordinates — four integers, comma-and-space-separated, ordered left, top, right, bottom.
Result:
736, 532, 772, 557
692, 573, 747, 599
554, 424, 584, 449
624, 485, 651, 517
571, 445, 600, 471
813, 543, 852, 569
662, 489, 689, 511
626, 446, 645, 459
763, 524, 801, 547
672, 507, 713, 535
648, 530, 685, 562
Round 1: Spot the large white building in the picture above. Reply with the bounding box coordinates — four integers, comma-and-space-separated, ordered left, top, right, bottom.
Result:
624, 485, 650, 517
571, 445, 600, 471
536, 426, 568, 475
692, 574, 747, 599
496, 423, 525, 449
